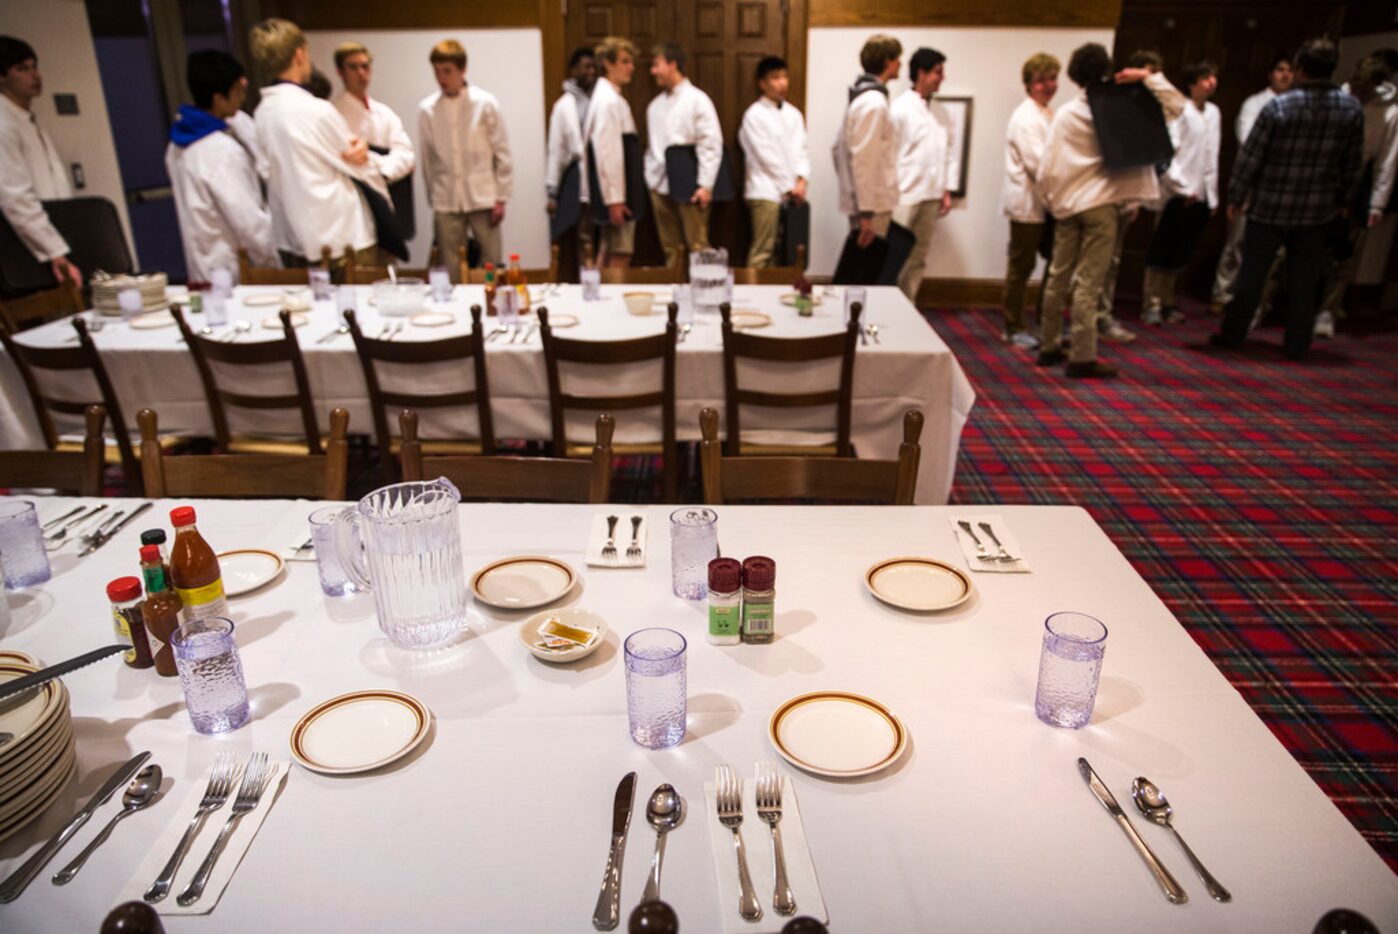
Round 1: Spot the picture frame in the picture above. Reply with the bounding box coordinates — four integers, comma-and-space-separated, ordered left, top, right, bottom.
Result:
935, 95, 973, 198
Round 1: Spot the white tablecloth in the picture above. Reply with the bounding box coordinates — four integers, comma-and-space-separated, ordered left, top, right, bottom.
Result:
0, 285, 975, 504
0, 498, 1393, 932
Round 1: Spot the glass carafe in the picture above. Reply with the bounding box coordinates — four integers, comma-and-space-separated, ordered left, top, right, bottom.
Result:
688, 247, 729, 314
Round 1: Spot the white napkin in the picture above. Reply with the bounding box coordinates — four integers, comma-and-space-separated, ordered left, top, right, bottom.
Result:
702, 777, 828, 933
949, 513, 1031, 572
117, 761, 290, 914
260, 504, 325, 562
585, 512, 647, 568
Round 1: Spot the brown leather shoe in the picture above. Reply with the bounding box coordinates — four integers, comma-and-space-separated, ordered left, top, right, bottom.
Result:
1065, 360, 1119, 378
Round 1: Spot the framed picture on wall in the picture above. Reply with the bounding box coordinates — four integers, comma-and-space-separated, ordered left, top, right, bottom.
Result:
936, 96, 973, 198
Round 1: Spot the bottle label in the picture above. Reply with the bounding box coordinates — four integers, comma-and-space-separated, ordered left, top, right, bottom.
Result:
143, 565, 166, 593
743, 601, 774, 636
111, 609, 135, 663
176, 577, 225, 609
709, 604, 741, 638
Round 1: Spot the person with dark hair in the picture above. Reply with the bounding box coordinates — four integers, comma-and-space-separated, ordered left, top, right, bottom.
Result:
1035, 43, 1185, 378
890, 47, 955, 301
332, 42, 416, 197
166, 50, 276, 284
546, 46, 597, 259
1141, 60, 1220, 325
834, 35, 902, 268
645, 43, 722, 266
738, 55, 809, 268
1211, 53, 1293, 312
0, 35, 82, 287
1213, 38, 1364, 360
1000, 53, 1060, 348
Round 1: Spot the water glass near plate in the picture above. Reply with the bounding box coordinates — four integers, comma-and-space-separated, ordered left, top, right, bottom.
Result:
843, 287, 867, 327
429, 266, 452, 302
670, 507, 717, 600
625, 628, 687, 749
1034, 612, 1108, 729
172, 617, 250, 734
336, 283, 359, 315
689, 247, 728, 314
210, 267, 233, 298
0, 501, 51, 589
308, 506, 359, 598
309, 267, 333, 301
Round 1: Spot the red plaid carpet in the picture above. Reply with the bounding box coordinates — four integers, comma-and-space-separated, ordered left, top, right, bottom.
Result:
930, 300, 1398, 871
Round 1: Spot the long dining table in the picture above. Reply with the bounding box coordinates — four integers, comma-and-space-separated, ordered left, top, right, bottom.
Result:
0, 496, 1393, 931
0, 284, 976, 504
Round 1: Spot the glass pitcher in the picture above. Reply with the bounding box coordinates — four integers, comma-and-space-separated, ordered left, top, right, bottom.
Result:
688, 247, 729, 314
335, 479, 467, 649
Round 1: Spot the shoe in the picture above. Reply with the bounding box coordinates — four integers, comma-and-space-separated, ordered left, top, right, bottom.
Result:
1065, 360, 1119, 378
1010, 330, 1041, 349
1209, 333, 1243, 350
1141, 307, 1163, 326
1313, 311, 1335, 338
1165, 308, 1186, 324
1036, 349, 1066, 367
1101, 323, 1138, 344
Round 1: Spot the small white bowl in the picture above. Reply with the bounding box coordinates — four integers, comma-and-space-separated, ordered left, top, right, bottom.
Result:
519, 607, 607, 663
622, 291, 654, 316
373, 278, 428, 317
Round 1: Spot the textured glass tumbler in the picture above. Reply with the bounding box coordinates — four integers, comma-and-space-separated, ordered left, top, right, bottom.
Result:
625, 628, 687, 749
0, 501, 52, 589
172, 617, 250, 734
670, 507, 717, 600
1034, 612, 1108, 729
308, 506, 359, 597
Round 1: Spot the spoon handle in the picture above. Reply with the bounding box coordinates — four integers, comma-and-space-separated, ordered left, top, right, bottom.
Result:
641, 831, 666, 903
1170, 827, 1231, 902
52, 809, 132, 885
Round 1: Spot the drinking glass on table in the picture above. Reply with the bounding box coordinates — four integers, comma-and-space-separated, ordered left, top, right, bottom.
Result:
670, 507, 717, 600
1034, 612, 1108, 729
308, 506, 359, 597
309, 267, 333, 301
172, 617, 250, 734
689, 248, 728, 314
843, 287, 867, 328
117, 287, 143, 321
429, 266, 452, 302
336, 283, 359, 315
0, 501, 51, 589
673, 283, 694, 326
625, 628, 687, 749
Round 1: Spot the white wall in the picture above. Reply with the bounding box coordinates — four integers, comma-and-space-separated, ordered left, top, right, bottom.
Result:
806, 26, 1114, 280
1338, 30, 1398, 285
0, 0, 135, 264
305, 29, 549, 268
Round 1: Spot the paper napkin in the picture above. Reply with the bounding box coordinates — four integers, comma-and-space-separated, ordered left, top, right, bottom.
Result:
949, 513, 1032, 573
702, 777, 828, 933
585, 513, 647, 568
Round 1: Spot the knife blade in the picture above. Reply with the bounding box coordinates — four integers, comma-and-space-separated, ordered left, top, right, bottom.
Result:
0, 645, 130, 703
1077, 758, 1188, 904
79, 501, 153, 557
591, 771, 637, 930
0, 751, 153, 902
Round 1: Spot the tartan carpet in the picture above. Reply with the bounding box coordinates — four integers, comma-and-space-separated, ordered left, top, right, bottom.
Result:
931, 299, 1398, 872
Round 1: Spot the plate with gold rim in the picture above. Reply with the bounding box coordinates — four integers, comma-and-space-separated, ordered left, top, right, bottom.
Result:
217, 548, 285, 596
864, 556, 973, 612
471, 555, 577, 610
290, 689, 431, 775
768, 691, 907, 778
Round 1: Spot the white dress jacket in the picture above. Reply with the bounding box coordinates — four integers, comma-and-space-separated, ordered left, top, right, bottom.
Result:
546, 91, 585, 199
333, 92, 416, 185
643, 78, 723, 195
0, 94, 72, 262
833, 87, 899, 216
165, 130, 277, 283
739, 97, 810, 202
891, 89, 956, 205
1161, 101, 1221, 209
1000, 97, 1053, 223
582, 78, 637, 207
418, 85, 514, 214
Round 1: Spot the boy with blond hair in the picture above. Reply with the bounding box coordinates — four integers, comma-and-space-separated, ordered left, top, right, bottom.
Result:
585, 36, 640, 267
999, 52, 1059, 347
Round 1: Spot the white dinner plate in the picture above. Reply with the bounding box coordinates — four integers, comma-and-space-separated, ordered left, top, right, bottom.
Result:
127, 311, 176, 330
0, 665, 66, 761
0, 739, 75, 831
779, 292, 823, 307
0, 719, 71, 801
410, 311, 454, 327
544, 312, 578, 328
729, 309, 772, 330
262, 313, 309, 330
864, 557, 973, 612
290, 690, 431, 775
0, 650, 37, 666
471, 556, 577, 610
217, 549, 285, 597
240, 292, 283, 306
768, 691, 907, 778
518, 607, 607, 663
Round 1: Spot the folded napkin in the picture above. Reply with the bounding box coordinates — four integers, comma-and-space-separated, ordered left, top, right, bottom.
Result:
118, 761, 290, 914
585, 512, 647, 568
949, 513, 1031, 572
702, 777, 828, 933
259, 504, 329, 563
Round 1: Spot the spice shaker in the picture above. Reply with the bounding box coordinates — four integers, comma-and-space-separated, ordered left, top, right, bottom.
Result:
741, 556, 775, 644
107, 577, 154, 669
707, 558, 743, 645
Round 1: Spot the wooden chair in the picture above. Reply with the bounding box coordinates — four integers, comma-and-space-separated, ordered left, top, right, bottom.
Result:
139, 407, 349, 499
344, 246, 441, 285
400, 409, 612, 503
464, 244, 561, 284
172, 306, 323, 455
730, 245, 807, 286
540, 303, 679, 501
345, 306, 495, 482
0, 315, 141, 488
700, 407, 922, 505
237, 246, 334, 286
720, 300, 862, 457
0, 279, 84, 333
0, 404, 106, 496
599, 256, 684, 285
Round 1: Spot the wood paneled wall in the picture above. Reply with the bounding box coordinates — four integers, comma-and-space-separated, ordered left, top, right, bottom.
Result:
259, 1, 543, 28
808, 0, 1121, 28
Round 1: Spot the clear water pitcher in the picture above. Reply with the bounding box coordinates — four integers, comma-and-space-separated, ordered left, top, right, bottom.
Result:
688, 247, 728, 314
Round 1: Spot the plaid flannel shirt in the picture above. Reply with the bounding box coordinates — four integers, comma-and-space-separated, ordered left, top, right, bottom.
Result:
1228, 82, 1363, 227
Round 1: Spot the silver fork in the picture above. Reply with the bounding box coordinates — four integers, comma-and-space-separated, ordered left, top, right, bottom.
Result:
716, 764, 762, 922
144, 752, 237, 903
978, 522, 1014, 562
79, 510, 125, 549
957, 520, 994, 562
755, 762, 796, 915
626, 516, 643, 560
601, 515, 619, 564
176, 752, 273, 906
44, 504, 105, 545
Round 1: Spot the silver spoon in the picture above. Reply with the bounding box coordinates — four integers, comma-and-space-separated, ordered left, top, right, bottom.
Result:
640, 783, 682, 903
52, 764, 163, 885
224, 320, 252, 342
868, 323, 881, 343
1131, 777, 1231, 902
678, 323, 692, 344
318, 323, 350, 344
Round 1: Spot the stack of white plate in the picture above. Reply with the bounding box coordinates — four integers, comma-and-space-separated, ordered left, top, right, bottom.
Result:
0, 654, 77, 843
92, 273, 169, 316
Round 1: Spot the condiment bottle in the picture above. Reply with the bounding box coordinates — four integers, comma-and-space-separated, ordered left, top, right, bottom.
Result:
140, 528, 172, 585
707, 558, 742, 645
107, 577, 154, 669
168, 506, 229, 623
139, 545, 181, 677
483, 263, 497, 314
741, 556, 775, 644
508, 253, 531, 310
793, 270, 813, 317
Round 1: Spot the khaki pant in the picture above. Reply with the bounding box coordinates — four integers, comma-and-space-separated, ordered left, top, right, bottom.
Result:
435, 210, 502, 282
279, 245, 381, 272
747, 199, 781, 268
893, 200, 941, 301
1040, 204, 1119, 364
1003, 220, 1043, 333
1143, 267, 1179, 312
1318, 223, 1368, 317
1211, 211, 1248, 305
1093, 204, 1132, 326
650, 190, 710, 268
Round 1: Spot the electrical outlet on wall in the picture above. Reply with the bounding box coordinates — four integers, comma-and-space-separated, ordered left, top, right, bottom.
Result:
71, 163, 85, 190
54, 93, 78, 115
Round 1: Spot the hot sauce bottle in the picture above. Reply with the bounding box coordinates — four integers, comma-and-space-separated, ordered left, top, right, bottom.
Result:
139, 544, 181, 676
168, 506, 229, 623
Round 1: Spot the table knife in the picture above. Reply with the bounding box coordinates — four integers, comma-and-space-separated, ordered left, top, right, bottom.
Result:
0, 751, 152, 902
0, 645, 130, 703
591, 771, 637, 930
79, 502, 153, 557
1077, 758, 1188, 904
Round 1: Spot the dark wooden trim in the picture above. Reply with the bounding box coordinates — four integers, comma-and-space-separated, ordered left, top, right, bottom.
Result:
915, 277, 1036, 309
541, 0, 565, 137
259, 1, 541, 28
808, 0, 1121, 28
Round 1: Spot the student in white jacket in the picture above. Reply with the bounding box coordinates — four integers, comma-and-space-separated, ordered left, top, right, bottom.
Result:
165, 51, 276, 285
0, 36, 81, 287
999, 53, 1059, 348
332, 42, 415, 191
891, 47, 956, 301
546, 47, 597, 261
249, 18, 386, 269
584, 36, 639, 269
738, 56, 809, 268
418, 39, 513, 278
834, 35, 902, 254
644, 43, 722, 268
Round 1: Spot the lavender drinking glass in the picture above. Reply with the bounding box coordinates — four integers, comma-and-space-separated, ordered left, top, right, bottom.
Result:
0, 501, 51, 589
625, 628, 687, 749
172, 617, 250, 734
1034, 612, 1108, 729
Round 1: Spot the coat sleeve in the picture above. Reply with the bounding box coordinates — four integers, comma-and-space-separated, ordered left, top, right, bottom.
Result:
694, 93, 723, 190
592, 102, 626, 206
0, 130, 69, 262
1228, 103, 1271, 207
1145, 72, 1187, 122
1205, 107, 1221, 210
738, 108, 783, 181
792, 107, 811, 180
545, 99, 566, 197
207, 144, 277, 267
847, 98, 888, 213
418, 106, 436, 201
370, 106, 416, 184
488, 98, 514, 202
1370, 108, 1398, 212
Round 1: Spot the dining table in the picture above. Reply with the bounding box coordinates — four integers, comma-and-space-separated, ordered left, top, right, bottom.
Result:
0, 284, 976, 505
0, 494, 1394, 932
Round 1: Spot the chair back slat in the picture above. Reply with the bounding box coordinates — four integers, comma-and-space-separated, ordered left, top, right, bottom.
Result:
0, 404, 106, 496
729, 245, 806, 286
597, 258, 683, 285
0, 280, 84, 332
237, 247, 335, 286
463, 245, 560, 285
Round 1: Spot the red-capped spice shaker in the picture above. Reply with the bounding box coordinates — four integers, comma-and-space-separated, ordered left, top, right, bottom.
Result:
741, 556, 775, 644
707, 558, 743, 645
107, 577, 154, 668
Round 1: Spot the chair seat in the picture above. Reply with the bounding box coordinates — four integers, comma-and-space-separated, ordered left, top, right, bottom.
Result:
227, 435, 328, 456
737, 442, 841, 457
57, 433, 184, 464
564, 441, 661, 458
388, 438, 484, 456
